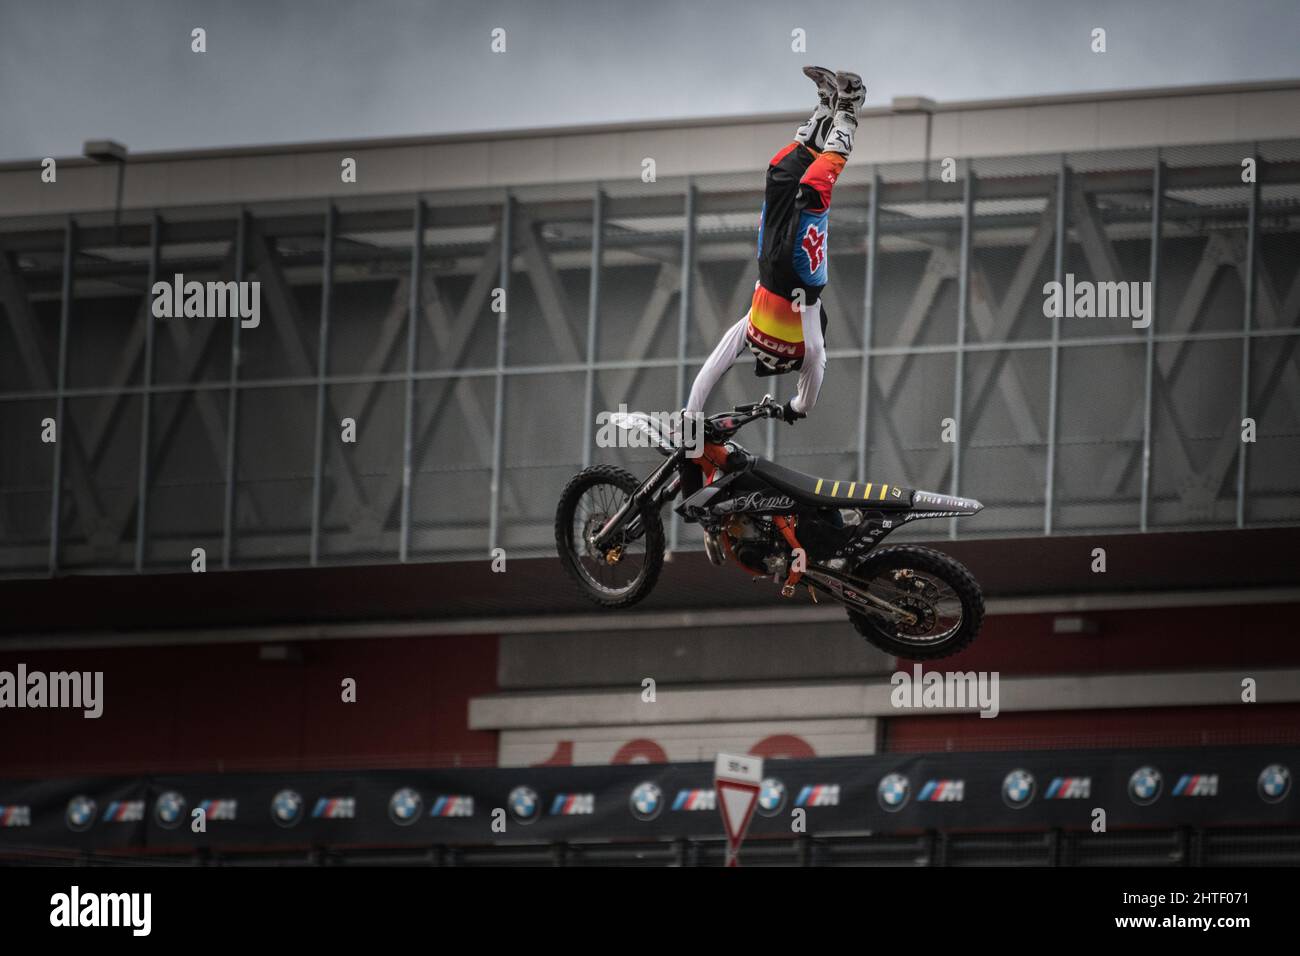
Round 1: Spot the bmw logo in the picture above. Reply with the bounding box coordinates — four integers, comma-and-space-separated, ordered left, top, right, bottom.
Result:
388, 788, 423, 826
629, 782, 662, 821
757, 778, 787, 817
154, 791, 186, 829
1128, 766, 1163, 806
65, 795, 96, 832
877, 773, 910, 812
1258, 764, 1291, 804
508, 786, 539, 825
1002, 769, 1036, 809
271, 789, 304, 828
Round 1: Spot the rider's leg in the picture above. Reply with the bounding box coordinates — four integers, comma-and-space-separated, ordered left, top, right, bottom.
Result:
760, 69, 862, 303
794, 73, 866, 217
761, 66, 836, 206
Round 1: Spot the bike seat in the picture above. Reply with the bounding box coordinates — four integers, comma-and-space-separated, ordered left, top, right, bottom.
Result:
751, 458, 915, 510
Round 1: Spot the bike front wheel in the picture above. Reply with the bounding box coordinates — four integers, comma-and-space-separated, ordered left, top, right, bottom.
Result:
555, 464, 665, 609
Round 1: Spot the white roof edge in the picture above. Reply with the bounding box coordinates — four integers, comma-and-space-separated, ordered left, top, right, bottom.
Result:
5, 76, 1298, 172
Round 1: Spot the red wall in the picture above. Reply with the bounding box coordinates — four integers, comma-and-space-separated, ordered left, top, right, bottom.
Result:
5, 601, 1297, 775
0, 634, 498, 778
919, 604, 1300, 674
885, 704, 1300, 752
885, 603, 1300, 752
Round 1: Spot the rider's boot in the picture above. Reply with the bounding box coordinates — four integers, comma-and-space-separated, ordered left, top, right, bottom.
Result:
824, 71, 866, 156
794, 65, 837, 150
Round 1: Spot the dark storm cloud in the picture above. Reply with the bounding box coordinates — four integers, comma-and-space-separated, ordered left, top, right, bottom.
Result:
0, 0, 1297, 161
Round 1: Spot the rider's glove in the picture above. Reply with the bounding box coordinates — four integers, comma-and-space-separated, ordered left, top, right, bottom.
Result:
781, 400, 806, 425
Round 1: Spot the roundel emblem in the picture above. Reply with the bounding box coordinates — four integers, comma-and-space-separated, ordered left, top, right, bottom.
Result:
629, 782, 662, 821
1128, 766, 1163, 806
388, 788, 423, 826
1258, 764, 1291, 804
271, 789, 304, 828
155, 791, 187, 829
877, 773, 910, 812
65, 795, 97, 832
508, 786, 539, 824
1002, 769, 1036, 809
757, 778, 787, 817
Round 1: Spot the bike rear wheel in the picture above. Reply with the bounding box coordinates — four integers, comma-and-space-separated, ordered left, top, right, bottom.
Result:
555, 464, 665, 609
847, 545, 984, 660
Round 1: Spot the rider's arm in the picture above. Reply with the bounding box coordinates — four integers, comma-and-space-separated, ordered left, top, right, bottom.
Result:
789, 299, 825, 416
685, 315, 749, 413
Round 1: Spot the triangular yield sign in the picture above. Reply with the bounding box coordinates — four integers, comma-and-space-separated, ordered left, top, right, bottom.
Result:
718, 780, 759, 849
714, 752, 764, 866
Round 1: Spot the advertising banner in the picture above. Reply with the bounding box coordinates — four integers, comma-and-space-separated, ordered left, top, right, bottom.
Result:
0, 747, 1294, 851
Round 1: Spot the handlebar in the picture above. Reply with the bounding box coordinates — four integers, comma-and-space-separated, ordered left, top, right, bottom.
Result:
731, 394, 778, 416
702, 394, 782, 440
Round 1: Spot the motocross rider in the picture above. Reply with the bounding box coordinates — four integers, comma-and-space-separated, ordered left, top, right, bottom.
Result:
680, 66, 865, 504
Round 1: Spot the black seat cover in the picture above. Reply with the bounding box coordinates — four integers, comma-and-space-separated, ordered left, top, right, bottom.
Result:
752, 458, 914, 510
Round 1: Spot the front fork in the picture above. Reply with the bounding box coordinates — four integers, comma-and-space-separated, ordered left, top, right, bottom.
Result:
591, 448, 685, 552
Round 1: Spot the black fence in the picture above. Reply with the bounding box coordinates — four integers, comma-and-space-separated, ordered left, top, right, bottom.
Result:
5, 826, 1300, 867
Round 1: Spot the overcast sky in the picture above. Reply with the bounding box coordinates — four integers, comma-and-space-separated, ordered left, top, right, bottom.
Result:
2, 0, 1297, 162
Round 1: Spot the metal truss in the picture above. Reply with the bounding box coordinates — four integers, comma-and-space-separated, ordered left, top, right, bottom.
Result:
1, 138, 1298, 576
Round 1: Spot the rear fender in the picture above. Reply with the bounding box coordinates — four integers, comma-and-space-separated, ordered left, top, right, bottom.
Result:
903, 490, 985, 522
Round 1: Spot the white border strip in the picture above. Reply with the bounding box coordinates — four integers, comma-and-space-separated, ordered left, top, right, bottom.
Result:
469, 668, 1300, 731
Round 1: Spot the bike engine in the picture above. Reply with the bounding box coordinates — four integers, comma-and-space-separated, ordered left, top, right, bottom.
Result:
795, 509, 857, 563
723, 515, 781, 574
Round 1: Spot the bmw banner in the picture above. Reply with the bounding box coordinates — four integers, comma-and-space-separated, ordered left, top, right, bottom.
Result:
0, 746, 1295, 851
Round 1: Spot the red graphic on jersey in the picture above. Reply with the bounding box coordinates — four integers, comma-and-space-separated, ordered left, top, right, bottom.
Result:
801, 224, 826, 273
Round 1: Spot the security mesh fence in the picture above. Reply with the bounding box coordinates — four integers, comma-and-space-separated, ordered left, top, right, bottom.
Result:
1, 138, 1298, 576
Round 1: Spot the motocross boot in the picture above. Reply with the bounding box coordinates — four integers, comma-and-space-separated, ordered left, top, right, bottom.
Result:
794, 65, 837, 150
824, 70, 866, 156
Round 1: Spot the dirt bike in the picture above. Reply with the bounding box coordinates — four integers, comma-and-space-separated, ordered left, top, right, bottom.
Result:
555, 395, 986, 660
